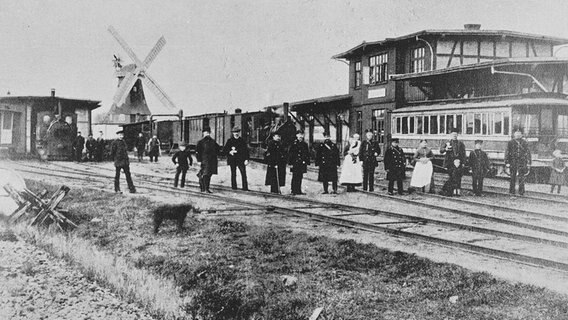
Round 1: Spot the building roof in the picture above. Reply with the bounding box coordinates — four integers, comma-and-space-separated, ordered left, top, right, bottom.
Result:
392, 96, 568, 113
333, 29, 568, 60
391, 57, 568, 81
290, 94, 352, 112
0, 96, 101, 110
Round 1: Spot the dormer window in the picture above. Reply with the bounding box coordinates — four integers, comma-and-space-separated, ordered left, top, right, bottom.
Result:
369, 53, 388, 84
411, 47, 425, 73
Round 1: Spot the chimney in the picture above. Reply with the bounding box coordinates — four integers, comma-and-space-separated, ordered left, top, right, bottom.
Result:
51, 88, 56, 97
464, 24, 481, 30
235, 108, 242, 114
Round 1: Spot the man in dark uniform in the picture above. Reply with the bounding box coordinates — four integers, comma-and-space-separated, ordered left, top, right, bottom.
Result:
171, 141, 193, 188
72, 131, 85, 162
110, 130, 136, 194
147, 135, 161, 162
135, 133, 146, 162
95, 131, 105, 162
315, 131, 340, 194
384, 138, 406, 195
505, 129, 531, 196
440, 129, 466, 195
196, 127, 219, 193
288, 130, 310, 195
265, 133, 286, 194
223, 126, 249, 191
85, 133, 96, 161
469, 140, 491, 196
359, 130, 381, 192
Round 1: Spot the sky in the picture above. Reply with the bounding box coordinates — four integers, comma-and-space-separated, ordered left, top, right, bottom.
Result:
1, 0, 568, 118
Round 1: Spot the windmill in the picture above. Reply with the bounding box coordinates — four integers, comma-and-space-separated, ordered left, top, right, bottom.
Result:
105, 25, 179, 123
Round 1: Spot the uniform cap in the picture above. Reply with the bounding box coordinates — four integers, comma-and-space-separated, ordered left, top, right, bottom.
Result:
179, 141, 188, 147
474, 140, 483, 144
391, 138, 399, 143
323, 131, 331, 137
116, 130, 124, 134
231, 126, 241, 132
296, 130, 304, 135
202, 127, 211, 133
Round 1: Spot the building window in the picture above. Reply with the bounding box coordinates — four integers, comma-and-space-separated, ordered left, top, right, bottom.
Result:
354, 61, 362, 88
411, 47, 425, 73
356, 111, 363, 135
371, 109, 385, 144
369, 53, 388, 84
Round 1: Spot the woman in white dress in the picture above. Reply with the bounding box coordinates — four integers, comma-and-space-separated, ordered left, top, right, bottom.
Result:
410, 139, 434, 193
339, 134, 363, 192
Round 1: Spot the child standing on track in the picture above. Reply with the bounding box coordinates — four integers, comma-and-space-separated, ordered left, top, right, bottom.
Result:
548, 149, 566, 194
172, 141, 193, 188
440, 158, 467, 196
468, 140, 491, 196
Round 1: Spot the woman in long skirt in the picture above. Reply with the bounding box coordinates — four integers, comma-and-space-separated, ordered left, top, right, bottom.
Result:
339, 134, 363, 192
410, 139, 434, 193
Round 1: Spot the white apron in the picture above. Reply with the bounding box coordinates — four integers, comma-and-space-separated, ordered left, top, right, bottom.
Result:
339, 143, 363, 185
410, 160, 433, 188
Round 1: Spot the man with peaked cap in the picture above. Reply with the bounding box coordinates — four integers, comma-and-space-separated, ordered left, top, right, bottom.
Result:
265, 132, 286, 193
223, 126, 249, 190
147, 135, 161, 162
95, 131, 105, 162
440, 128, 467, 195
196, 127, 220, 193
288, 129, 310, 195
72, 131, 85, 162
110, 130, 136, 194
85, 133, 96, 161
505, 128, 531, 196
171, 141, 193, 188
469, 139, 491, 196
384, 138, 405, 195
135, 132, 147, 162
315, 131, 340, 194
359, 129, 381, 192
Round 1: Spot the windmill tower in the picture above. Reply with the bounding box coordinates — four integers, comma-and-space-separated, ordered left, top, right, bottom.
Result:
104, 26, 178, 124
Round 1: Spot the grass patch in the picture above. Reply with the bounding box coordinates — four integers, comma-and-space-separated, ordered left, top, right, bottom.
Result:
11, 179, 568, 320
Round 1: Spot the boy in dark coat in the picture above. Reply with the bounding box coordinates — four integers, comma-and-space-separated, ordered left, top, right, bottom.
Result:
359, 130, 381, 192
223, 126, 249, 191
469, 140, 491, 196
315, 131, 340, 194
265, 133, 287, 194
440, 158, 467, 197
110, 131, 136, 194
288, 130, 310, 195
171, 141, 193, 188
196, 127, 219, 193
85, 133, 96, 161
73, 131, 85, 162
384, 138, 406, 195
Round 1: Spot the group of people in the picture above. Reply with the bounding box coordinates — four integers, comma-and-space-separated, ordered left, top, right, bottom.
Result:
134, 133, 162, 162
72, 131, 106, 162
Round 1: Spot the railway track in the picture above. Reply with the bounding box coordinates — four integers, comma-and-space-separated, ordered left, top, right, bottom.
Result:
7, 160, 568, 274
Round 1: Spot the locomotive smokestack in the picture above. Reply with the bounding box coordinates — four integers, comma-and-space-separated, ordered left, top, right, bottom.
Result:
51, 88, 55, 97
464, 24, 481, 30
283, 102, 289, 122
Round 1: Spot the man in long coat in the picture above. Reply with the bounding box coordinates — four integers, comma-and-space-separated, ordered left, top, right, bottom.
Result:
72, 131, 85, 162
359, 130, 381, 192
135, 133, 147, 162
147, 135, 161, 162
439, 129, 467, 195
384, 138, 406, 195
288, 130, 310, 195
85, 133, 96, 161
95, 131, 105, 162
196, 127, 219, 193
110, 130, 136, 194
223, 126, 249, 191
315, 131, 340, 194
469, 140, 491, 196
265, 133, 287, 194
505, 129, 531, 196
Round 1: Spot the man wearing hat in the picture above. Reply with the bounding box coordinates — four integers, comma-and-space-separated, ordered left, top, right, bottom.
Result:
147, 135, 161, 162
505, 128, 531, 196
440, 128, 466, 194
384, 138, 405, 195
287, 129, 310, 195
135, 132, 147, 162
72, 131, 85, 162
196, 127, 220, 193
223, 126, 249, 190
110, 130, 136, 194
469, 139, 491, 196
171, 141, 193, 188
265, 132, 286, 193
315, 131, 340, 194
359, 129, 381, 192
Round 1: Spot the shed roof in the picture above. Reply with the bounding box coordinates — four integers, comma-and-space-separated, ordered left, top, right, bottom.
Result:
290, 94, 352, 112
0, 96, 101, 110
333, 29, 568, 60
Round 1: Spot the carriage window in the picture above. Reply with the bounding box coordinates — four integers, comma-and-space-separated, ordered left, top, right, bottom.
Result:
494, 113, 502, 134
482, 114, 488, 135
396, 117, 401, 134
423, 116, 429, 134
558, 115, 568, 137
466, 114, 474, 134
474, 114, 482, 134
430, 116, 438, 134
409, 117, 415, 134
456, 115, 463, 134
446, 115, 454, 133
416, 116, 423, 134
504, 114, 510, 135
402, 116, 409, 134
439, 115, 445, 134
